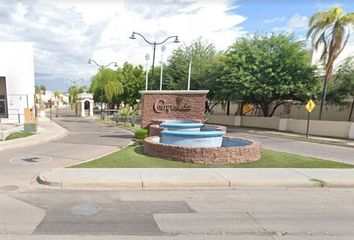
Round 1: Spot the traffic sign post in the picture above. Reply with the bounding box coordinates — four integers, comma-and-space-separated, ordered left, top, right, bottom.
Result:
48, 99, 53, 123
305, 100, 316, 138
306, 112, 310, 138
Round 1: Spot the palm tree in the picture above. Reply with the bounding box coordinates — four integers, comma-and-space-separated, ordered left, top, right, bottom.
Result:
68, 86, 84, 115
307, 7, 354, 120
91, 67, 123, 120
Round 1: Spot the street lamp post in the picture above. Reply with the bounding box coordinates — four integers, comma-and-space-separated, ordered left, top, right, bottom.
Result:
88, 59, 118, 118
187, 54, 192, 91
130, 32, 180, 90
160, 45, 166, 91
144, 54, 150, 91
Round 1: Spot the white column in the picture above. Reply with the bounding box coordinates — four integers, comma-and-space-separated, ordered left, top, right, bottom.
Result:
89, 100, 94, 116
278, 119, 289, 131
81, 101, 85, 117
349, 123, 354, 139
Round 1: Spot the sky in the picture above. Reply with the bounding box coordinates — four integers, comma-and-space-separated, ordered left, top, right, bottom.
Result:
0, 0, 354, 91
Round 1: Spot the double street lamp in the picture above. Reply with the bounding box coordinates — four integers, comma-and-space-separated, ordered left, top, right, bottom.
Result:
88, 59, 118, 68
64, 77, 83, 87
88, 59, 118, 116
160, 45, 166, 91
130, 32, 180, 90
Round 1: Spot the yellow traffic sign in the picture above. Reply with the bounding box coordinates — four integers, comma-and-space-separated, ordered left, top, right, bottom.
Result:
306, 100, 316, 112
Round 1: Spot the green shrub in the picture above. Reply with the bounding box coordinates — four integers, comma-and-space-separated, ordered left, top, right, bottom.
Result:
119, 106, 137, 117
134, 128, 148, 144
115, 106, 139, 126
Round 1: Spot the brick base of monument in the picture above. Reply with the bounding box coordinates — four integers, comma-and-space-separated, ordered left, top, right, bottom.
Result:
144, 136, 261, 165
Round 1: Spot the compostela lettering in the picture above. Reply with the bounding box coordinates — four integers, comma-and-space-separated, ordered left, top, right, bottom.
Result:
154, 97, 192, 112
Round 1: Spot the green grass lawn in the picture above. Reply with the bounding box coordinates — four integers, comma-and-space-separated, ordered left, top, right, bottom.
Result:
5, 131, 33, 141
71, 145, 353, 168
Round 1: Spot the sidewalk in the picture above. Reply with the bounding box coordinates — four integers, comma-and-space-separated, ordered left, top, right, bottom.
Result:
0, 117, 68, 151
38, 168, 354, 189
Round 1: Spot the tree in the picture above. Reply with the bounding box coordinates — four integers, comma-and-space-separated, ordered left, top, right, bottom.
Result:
115, 62, 145, 107
203, 54, 226, 114
35, 85, 46, 95
68, 86, 84, 115
217, 34, 320, 117
307, 7, 354, 120
326, 57, 354, 121
159, 38, 223, 114
163, 38, 218, 90
91, 67, 123, 119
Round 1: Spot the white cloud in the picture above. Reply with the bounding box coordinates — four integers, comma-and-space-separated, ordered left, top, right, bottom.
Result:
0, 0, 246, 91
261, 17, 286, 25
11, 2, 27, 22
272, 14, 308, 33
287, 14, 308, 32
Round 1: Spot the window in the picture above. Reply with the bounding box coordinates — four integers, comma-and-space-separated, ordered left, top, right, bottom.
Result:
0, 98, 6, 115
0, 77, 8, 117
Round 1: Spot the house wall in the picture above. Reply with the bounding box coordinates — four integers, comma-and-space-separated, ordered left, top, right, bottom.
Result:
206, 115, 354, 139
0, 42, 35, 123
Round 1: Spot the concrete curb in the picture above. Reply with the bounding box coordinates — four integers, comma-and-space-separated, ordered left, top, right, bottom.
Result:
0, 125, 23, 141
37, 168, 354, 190
258, 132, 354, 148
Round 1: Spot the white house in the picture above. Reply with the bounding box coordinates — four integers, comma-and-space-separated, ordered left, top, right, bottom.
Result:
60, 93, 69, 106
37, 90, 69, 108
41, 90, 55, 103
0, 42, 35, 124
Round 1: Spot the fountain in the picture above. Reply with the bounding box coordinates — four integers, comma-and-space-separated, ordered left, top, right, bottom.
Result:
144, 119, 261, 165
159, 119, 224, 147
139, 90, 261, 165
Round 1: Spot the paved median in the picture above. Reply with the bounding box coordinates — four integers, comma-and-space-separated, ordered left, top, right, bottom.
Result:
37, 168, 354, 189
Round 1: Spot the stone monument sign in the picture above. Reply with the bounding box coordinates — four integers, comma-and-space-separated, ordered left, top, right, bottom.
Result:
140, 90, 208, 128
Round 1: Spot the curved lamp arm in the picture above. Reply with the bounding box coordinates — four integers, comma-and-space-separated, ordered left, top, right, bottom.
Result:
88, 58, 100, 67
88, 59, 118, 68
130, 32, 179, 46
130, 32, 154, 45
157, 35, 179, 45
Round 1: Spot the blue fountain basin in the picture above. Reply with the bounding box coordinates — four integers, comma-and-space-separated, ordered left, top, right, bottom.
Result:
160, 120, 204, 131
160, 130, 225, 147
222, 138, 252, 147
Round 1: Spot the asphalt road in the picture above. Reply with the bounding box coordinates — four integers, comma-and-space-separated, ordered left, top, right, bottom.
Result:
0, 108, 133, 190
226, 127, 354, 164
1, 188, 354, 239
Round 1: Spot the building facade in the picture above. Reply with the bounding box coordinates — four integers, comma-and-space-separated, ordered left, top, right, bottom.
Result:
0, 42, 35, 123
